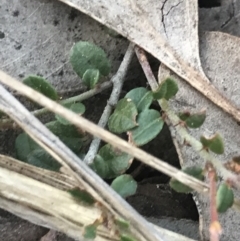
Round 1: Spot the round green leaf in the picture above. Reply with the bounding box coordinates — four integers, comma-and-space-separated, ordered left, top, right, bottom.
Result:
70, 41, 111, 78
111, 174, 137, 198
23, 75, 58, 100
170, 166, 204, 193
46, 120, 83, 138
200, 133, 224, 154
179, 110, 206, 128
15, 133, 41, 162
217, 183, 234, 213
108, 98, 138, 134
27, 149, 61, 171
55, 102, 85, 125
60, 136, 82, 153
82, 69, 100, 89
92, 144, 132, 179
129, 109, 164, 146
153, 77, 178, 100
90, 154, 110, 178
125, 87, 153, 112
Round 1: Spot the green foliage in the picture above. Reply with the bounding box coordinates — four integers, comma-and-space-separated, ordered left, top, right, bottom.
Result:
115, 218, 130, 230
68, 187, 95, 205
108, 98, 138, 134
46, 120, 83, 138
90, 144, 132, 179
15, 133, 41, 162
15, 121, 84, 169
83, 224, 97, 239
70, 41, 111, 80
120, 234, 137, 241
23, 75, 58, 100
129, 109, 164, 146
170, 166, 204, 193
217, 183, 234, 213
82, 69, 100, 89
179, 110, 206, 128
125, 87, 153, 112
152, 77, 178, 100
200, 133, 224, 154
27, 149, 61, 171
55, 102, 85, 125
111, 174, 137, 198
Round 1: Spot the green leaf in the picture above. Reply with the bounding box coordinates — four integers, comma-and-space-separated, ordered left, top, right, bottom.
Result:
129, 109, 164, 146
15, 133, 41, 162
153, 77, 178, 100
46, 120, 83, 138
111, 174, 137, 198
27, 149, 61, 171
23, 75, 58, 100
92, 144, 132, 179
68, 187, 95, 205
200, 133, 224, 154
108, 98, 138, 134
125, 87, 153, 112
120, 234, 137, 241
170, 166, 204, 193
179, 110, 206, 128
217, 183, 234, 213
55, 102, 85, 125
115, 219, 130, 230
90, 155, 110, 178
82, 69, 100, 89
70, 41, 111, 78
60, 136, 82, 153
83, 224, 97, 239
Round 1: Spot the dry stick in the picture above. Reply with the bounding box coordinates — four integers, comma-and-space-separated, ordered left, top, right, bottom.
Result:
0, 80, 112, 129
0, 72, 166, 241
84, 43, 135, 165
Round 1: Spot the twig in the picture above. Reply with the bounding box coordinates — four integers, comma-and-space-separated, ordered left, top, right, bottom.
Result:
207, 163, 222, 241
0, 81, 112, 129
84, 43, 135, 165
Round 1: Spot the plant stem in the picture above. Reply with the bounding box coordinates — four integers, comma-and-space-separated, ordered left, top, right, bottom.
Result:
207, 163, 221, 241
135, 46, 237, 185
84, 43, 135, 165
0, 81, 112, 129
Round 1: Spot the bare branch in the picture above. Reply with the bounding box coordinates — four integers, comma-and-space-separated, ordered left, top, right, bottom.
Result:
84, 43, 135, 165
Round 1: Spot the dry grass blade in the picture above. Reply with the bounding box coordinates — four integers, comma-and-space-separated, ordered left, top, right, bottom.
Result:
0, 155, 197, 241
